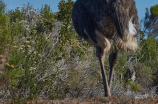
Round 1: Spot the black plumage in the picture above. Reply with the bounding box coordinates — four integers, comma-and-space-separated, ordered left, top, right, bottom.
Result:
72, 0, 139, 97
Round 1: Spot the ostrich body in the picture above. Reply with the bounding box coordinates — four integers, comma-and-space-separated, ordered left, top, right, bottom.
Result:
72, 0, 138, 97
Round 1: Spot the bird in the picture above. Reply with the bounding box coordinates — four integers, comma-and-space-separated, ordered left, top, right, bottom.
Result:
71, 0, 139, 97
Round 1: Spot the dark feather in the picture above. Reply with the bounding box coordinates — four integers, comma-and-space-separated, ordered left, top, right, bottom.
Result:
72, 0, 138, 43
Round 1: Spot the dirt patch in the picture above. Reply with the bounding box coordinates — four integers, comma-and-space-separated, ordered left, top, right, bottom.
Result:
2, 96, 158, 104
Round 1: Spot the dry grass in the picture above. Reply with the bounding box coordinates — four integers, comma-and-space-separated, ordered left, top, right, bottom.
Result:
2, 96, 158, 104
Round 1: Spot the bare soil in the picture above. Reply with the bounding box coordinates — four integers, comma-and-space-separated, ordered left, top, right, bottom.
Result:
1, 96, 158, 104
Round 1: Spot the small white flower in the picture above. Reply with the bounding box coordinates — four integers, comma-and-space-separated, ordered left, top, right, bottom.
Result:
29, 67, 36, 71
20, 47, 23, 50
26, 41, 30, 43
29, 68, 33, 71
21, 45, 25, 47
28, 50, 32, 53
26, 28, 30, 31
27, 45, 31, 48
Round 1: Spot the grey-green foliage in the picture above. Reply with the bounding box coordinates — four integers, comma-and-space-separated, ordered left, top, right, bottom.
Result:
0, 2, 60, 100
0, 0, 6, 15
0, 0, 10, 53
139, 37, 158, 64
143, 5, 158, 38
0, 0, 94, 100
40, 4, 55, 31
0, 0, 158, 101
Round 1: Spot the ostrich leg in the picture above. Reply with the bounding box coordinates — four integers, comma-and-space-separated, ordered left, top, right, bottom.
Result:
96, 47, 111, 97
108, 50, 118, 89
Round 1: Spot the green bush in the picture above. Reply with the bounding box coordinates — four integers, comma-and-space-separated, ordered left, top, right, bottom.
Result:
150, 4, 158, 15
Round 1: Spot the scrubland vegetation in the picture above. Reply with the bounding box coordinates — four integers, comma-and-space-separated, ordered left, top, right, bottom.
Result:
0, 0, 158, 103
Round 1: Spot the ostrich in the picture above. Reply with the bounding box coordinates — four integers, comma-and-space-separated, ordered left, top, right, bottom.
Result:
71, 0, 138, 97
